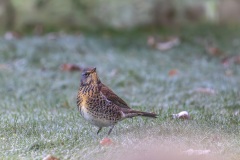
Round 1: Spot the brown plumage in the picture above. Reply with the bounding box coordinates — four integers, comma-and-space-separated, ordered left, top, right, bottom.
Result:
76, 67, 157, 135
100, 83, 130, 109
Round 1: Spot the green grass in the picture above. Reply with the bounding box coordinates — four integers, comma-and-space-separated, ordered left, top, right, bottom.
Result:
0, 26, 240, 160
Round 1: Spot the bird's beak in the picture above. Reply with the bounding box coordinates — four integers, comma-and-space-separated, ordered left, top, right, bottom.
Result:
91, 67, 96, 72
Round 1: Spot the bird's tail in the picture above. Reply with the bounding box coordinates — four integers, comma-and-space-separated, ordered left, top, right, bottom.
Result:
122, 109, 157, 118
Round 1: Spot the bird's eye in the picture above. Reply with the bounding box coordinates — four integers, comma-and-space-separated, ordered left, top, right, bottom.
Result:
84, 73, 90, 77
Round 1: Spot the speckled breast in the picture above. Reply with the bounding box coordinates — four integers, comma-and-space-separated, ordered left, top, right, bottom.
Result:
77, 85, 122, 127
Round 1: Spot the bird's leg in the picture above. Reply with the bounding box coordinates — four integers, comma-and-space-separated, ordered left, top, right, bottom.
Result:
97, 127, 102, 135
108, 125, 115, 135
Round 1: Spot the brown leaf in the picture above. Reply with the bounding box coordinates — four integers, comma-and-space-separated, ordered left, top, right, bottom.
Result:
100, 137, 113, 146
42, 155, 59, 160
206, 47, 223, 56
60, 64, 82, 72
221, 56, 231, 67
4, 31, 21, 40
168, 69, 178, 77
221, 55, 240, 67
147, 36, 156, 47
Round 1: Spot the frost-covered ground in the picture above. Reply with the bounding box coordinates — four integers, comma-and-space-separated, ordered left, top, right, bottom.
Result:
0, 27, 240, 159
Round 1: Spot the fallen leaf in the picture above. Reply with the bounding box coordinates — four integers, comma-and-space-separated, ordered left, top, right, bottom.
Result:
4, 31, 21, 40
60, 64, 82, 72
183, 149, 211, 156
100, 137, 113, 146
222, 55, 240, 67
155, 37, 180, 51
221, 56, 232, 67
195, 88, 215, 94
168, 69, 178, 76
206, 46, 223, 56
147, 36, 180, 51
172, 111, 190, 120
147, 36, 156, 47
221, 57, 231, 67
42, 155, 59, 160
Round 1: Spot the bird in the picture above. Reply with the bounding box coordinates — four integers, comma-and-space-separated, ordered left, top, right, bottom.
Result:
76, 67, 157, 135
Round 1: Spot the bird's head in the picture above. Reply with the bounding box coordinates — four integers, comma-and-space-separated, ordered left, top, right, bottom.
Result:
81, 67, 100, 86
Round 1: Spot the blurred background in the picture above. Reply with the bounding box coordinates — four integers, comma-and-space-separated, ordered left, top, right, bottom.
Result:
0, 0, 240, 34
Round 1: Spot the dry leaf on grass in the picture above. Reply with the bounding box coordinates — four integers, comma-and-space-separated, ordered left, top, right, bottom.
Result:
221, 55, 240, 67
156, 37, 180, 51
221, 57, 231, 67
42, 155, 59, 160
4, 31, 21, 40
168, 69, 178, 77
60, 64, 82, 72
172, 111, 190, 120
100, 137, 113, 146
147, 36, 156, 47
184, 149, 211, 156
147, 36, 180, 51
206, 46, 223, 56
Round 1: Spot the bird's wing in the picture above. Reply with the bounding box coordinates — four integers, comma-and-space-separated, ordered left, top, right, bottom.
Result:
100, 83, 131, 109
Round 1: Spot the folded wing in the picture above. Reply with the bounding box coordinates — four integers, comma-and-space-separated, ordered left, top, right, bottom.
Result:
100, 83, 131, 109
